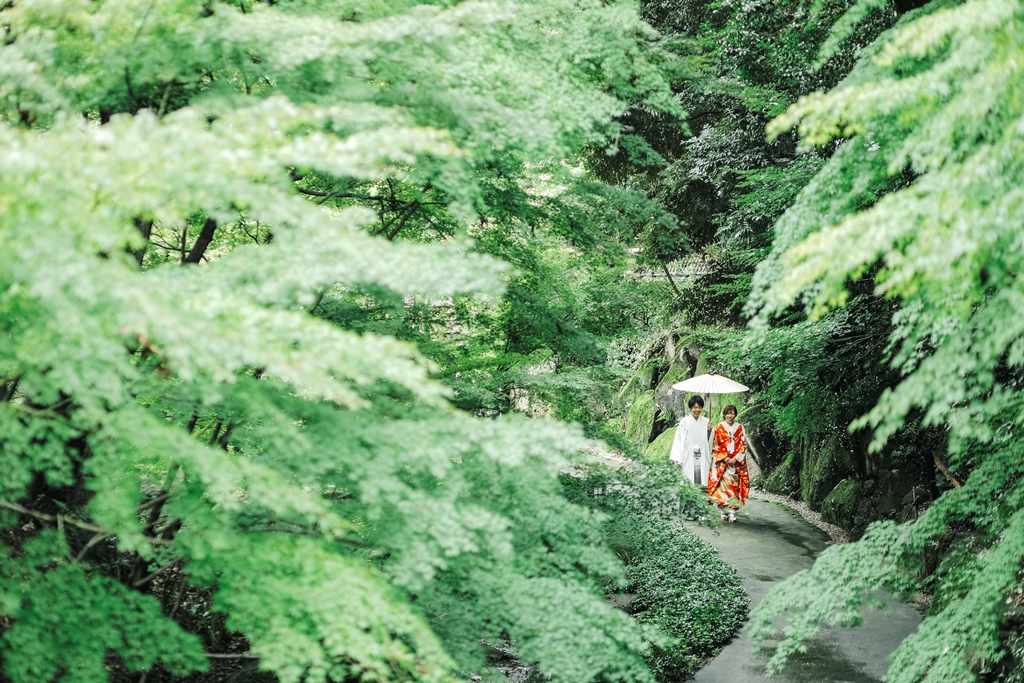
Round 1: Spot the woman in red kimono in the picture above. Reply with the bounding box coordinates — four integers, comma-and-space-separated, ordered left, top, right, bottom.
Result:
707, 405, 749, 522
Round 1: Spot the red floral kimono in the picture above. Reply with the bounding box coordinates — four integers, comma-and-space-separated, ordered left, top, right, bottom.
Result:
707, 421, 749, 509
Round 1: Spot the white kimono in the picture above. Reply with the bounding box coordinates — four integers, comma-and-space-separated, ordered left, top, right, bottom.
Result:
669, 414, 712, 486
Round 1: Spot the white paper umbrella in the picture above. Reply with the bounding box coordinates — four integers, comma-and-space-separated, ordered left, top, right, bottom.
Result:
671, 372, 748, 422
671, 372, 749, 395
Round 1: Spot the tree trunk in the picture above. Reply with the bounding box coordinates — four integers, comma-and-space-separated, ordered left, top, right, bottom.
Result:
183, 217, 217, 264
132, 218, 153, 266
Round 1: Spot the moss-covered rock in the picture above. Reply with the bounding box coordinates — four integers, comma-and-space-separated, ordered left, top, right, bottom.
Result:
650, 410, 672, 443
761, 451, 800, 496
875, 469, 912, 518
618, 362, 657, 401
626, 390, 658, 445
605, 417, 625, 435
660, 363, 689, 386
799, 434, 854, 511
821, 478, 861, 529
643, 427, 676, 463
655, 363, 690, 423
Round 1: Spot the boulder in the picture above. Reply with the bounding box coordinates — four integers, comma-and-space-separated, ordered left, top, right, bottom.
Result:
650, 409, 672, 443
800, 433, 856, 511
902, 486, 931, 506
654, 363, 691, 423
875, 469, 913, 518
821, 478, 862, 530
625, 390, 658, 446
761, 451, 800, 497
643, 427, 676, 463
604, 417, 625, 435
618, 363, 655, 401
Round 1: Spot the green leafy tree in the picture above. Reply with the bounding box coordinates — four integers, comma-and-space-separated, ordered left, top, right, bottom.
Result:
574, 0, 910, 484
0, 2, 690, 683
586, 0, 897, 324
747, 0, 1024, 679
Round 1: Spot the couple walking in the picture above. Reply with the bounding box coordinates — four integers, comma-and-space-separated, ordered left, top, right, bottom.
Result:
669, 395, 749, 522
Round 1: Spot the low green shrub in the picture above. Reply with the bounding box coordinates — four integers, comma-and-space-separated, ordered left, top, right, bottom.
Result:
584, 421, 643, 459
625, 514, 747, 679
562, 459, 748, 680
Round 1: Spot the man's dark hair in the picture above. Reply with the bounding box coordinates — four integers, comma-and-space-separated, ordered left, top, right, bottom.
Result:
687, 395, 704, 409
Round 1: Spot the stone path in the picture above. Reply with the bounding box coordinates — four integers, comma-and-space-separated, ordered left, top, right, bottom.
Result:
687, 499, 921, 683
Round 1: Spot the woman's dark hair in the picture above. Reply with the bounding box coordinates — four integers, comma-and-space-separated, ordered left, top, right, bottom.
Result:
687, 395, 705, 409
722, 404, 738, 416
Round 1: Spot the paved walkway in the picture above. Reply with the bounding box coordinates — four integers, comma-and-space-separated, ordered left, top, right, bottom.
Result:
687, 499, 921, 683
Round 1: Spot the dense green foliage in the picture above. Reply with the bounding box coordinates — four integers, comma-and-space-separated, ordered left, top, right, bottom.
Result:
742, 0, 1024, 680
0, 2, 709, 683
566, 0, 1024, 680
561, 461, 748, 681
11, 0, 1022, 680
589, 0, 916, 504
593, 0, 896, 323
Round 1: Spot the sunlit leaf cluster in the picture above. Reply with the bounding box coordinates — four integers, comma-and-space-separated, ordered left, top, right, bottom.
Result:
748, 0, 1024, 679
0, 1, 686, 682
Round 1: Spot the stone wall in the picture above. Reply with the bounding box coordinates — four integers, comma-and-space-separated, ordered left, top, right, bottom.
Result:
754, 420, 944, 539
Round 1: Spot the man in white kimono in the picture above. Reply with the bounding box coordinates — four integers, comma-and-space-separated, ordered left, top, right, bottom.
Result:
669, 395, 712, 487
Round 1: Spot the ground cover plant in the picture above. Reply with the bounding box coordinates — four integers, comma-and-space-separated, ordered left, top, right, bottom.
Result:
561, 461, 748, 681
